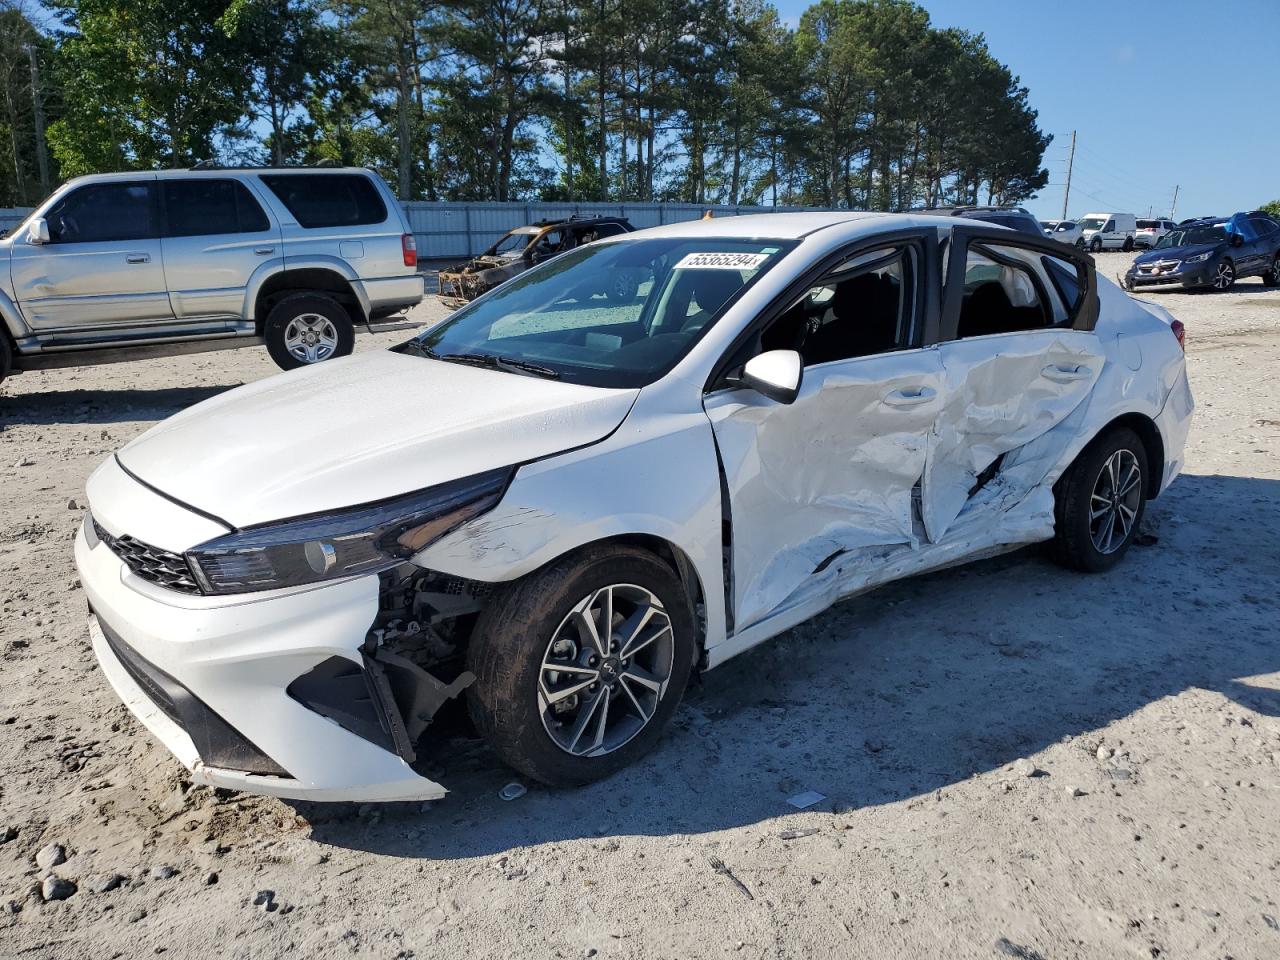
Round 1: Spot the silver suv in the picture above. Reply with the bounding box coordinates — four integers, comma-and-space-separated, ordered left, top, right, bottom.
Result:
0, 167, 424, 387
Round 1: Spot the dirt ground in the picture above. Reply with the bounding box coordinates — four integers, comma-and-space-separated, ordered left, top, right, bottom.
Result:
1, 251, 1278, 960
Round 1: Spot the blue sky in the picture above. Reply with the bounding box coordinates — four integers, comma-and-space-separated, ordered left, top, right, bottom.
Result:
774, 0, 1279, 221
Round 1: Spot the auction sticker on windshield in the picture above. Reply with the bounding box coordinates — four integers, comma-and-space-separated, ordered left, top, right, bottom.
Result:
674, 252, 771, 270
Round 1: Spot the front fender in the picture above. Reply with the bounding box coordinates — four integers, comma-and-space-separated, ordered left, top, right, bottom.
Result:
414, 405, 729, 653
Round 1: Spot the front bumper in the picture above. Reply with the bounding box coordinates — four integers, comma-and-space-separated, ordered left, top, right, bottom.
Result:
1126, 264, 1211, 288
76, 522, 450, 802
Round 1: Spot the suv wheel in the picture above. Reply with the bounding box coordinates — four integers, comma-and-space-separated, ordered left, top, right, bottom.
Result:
264, 294, 355, 371
1263, 254, 1280, 288
1211, 259, 1235, 292
1052, 427, 1148, 573
605, 269, 640, 302
466, 544, 696, 786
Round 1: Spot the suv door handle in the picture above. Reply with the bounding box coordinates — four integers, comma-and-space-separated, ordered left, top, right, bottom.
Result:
881, 386, 937, 407
254, 246, 274, 256
1041, 364, 1092, 383
125, 253, 150, 264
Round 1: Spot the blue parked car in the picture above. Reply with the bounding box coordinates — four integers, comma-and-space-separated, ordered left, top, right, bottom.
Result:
1125, 212, 1280, 292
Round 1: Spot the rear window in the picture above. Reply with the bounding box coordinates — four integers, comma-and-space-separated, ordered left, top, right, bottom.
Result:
163, 179, 271, 237
1136, 219, 1158, 229
259, 173, 388, 228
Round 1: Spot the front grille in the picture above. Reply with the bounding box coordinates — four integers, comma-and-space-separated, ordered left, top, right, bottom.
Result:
93, 518, 202, 595
1138, 260, 1180, 275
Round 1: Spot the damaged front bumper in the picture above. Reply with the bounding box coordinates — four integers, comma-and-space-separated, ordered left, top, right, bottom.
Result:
436, 257, 519, 306
76, 525, 469, 803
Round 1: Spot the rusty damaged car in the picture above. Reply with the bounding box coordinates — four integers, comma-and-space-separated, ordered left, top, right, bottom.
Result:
437, 216, 633, 306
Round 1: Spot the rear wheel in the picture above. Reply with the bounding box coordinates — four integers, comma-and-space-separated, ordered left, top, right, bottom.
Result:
264, 293, 354, 371
1263, 255, 1280, 287
1211, 259, 1235, 291
1122, 237, 1134, 252
0, 332, 11, 389
466, 545, 696, 786
1052, 427, 1148, 573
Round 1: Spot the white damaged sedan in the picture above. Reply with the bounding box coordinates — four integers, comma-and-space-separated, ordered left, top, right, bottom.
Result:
76, 213, 1193, 801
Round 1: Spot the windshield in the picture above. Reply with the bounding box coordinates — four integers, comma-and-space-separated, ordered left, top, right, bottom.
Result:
1156, 225, 1227, 248
490, 230, 537, 256
411, 237, 794, 388
1079, 217, 1106, 231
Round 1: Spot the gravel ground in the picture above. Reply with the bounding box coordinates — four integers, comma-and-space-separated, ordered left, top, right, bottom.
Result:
1, 250, 1278, 960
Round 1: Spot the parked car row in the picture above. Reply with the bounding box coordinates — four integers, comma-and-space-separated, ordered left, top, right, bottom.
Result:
1124, 211, 1280, 292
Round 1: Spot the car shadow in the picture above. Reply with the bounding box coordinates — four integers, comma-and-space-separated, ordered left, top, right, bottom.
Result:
299, 471, 1279, 860
0, 385, 237, 425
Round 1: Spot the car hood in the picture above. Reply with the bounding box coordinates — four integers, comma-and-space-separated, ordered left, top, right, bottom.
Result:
1133, 242, 1221, 264
116, 350, 638, 529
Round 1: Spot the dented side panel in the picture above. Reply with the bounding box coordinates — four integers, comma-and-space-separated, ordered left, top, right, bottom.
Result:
704, 348, 946, 630
922, 330, 1105, 541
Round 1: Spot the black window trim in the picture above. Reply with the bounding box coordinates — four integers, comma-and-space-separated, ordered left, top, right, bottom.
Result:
45, 179, 161, 244
159, 177, 273, 239
704, 227, 941, 394
940, 225, 1099, 343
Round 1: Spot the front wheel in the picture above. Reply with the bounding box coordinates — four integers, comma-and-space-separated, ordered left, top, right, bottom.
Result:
264, 293, 355, 371
1263, 255, 1280, 288
1052, 427, 1148, 573
0, 332, 11, 389
1211, 259, 1235, 292
466, 545, 696, 786
1090, 236, 1103, 253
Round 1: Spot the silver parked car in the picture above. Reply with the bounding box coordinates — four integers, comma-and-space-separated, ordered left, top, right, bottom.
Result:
0, 167, 424, 387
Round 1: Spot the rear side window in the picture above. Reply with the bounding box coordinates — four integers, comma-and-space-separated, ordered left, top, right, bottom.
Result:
1249, 216, 1278, 237
259, 173, 388, 228
46, 182, 158, 243
956, 244, 1065, 338
163, 179, 271, 237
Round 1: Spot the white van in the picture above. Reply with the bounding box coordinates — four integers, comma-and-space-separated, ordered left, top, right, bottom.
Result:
1079, 212, 1137, 252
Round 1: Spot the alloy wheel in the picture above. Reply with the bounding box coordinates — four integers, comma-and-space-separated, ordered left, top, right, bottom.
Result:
283, 312, 339, 364
1212, 261, 1235, 290
538, 584, 675, 758
1271, 258, 1280, 284
1089, 449, 1142, 555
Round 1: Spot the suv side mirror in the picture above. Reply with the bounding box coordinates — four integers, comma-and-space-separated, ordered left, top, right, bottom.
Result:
27, 217, 49, 244
1230, 234, 1244, 248
741, 349, 803, 405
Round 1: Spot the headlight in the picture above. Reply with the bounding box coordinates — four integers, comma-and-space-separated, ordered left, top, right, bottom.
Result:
185, 467, 512, 595
1184, 251, 1212, 264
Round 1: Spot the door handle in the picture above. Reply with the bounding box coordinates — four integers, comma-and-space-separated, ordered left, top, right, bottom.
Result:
881, 386, 937, 407
1041, 364, 1092, 383
125, 254, 150, 264
254, 246, 274, 256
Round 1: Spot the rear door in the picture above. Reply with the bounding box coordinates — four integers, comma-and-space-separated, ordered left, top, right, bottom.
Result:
923, 227, 1104, 541
10, 178, 170, 337
704, 231, 944, 628
160, 177, 281, 326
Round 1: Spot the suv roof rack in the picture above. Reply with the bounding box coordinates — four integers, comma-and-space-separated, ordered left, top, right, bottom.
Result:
185, 161, 351, 172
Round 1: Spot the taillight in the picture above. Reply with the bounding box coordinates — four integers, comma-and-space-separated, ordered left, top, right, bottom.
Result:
401, 233, 417, 268
1170, 318, 1185, 351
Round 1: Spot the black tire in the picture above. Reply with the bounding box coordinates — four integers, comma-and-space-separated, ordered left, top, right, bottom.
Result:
1090, 236, 1103, 253
1263, 254, 1280, 288
0, 331, 11, 389
1074, 237, 1086, 250
1052, 427, 1148, 573
1122, 237, 1134, 252
466, 544, 697, 787
264, 293, 354, 371
1210, 258, 1235, 292
605, 269, 640, 303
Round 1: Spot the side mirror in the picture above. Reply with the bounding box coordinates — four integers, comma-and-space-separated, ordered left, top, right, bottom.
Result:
1230, 234, 1244, 248
741, 349, 803, 405
27, 217, 49, 244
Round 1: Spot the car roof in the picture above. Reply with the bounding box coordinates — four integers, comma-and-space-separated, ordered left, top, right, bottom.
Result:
628, 211, 893, 241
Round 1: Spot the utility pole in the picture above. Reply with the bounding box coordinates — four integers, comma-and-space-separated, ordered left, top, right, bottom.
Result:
26, 45, 49, 197
1169, 184, 1179, 221
1061, 130, 1076, 219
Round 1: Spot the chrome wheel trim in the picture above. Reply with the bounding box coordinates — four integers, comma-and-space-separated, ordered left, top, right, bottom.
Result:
538, 583, 674, 758
284, 312, 339, 363
1089, 449, 1142, 555
1213, 261, 1234, 290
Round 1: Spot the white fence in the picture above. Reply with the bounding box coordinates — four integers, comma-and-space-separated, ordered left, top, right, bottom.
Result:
0, 201, 837, 259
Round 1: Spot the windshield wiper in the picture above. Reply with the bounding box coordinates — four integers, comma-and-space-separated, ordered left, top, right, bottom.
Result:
436, 352, 561, 379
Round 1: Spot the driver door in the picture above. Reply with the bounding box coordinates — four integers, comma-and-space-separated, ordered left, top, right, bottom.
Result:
704, 232, 944, 630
